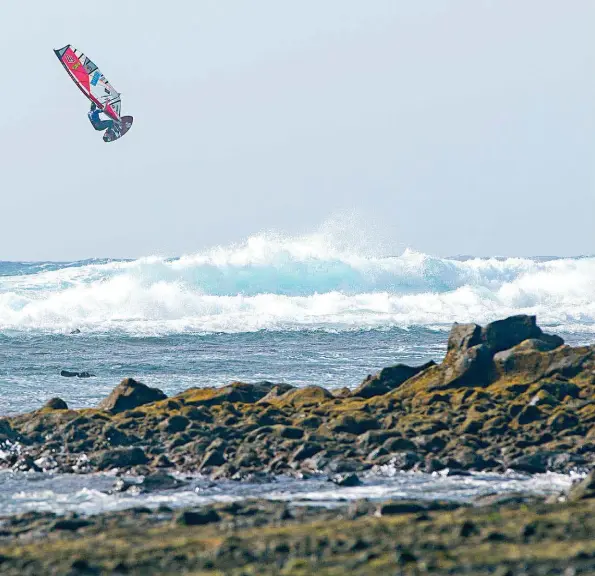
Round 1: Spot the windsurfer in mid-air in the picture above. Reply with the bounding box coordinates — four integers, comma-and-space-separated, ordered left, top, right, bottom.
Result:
87, 102, 120, 136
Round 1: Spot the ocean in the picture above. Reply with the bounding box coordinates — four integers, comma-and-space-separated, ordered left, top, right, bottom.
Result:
1, 234, 594, 514
1, 234, 594, 415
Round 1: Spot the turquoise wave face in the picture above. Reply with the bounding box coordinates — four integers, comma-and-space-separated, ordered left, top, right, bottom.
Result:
0, 236, 594, 334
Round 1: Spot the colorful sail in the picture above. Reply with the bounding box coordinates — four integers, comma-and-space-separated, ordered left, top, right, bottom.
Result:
54, 45, 122, 121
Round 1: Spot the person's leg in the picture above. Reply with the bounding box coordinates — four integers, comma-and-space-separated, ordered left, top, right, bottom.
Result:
94, 119, 114, 131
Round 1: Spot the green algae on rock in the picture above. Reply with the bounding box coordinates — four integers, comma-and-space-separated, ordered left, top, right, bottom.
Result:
1, 315, 593, 478
1, 495, 595, 575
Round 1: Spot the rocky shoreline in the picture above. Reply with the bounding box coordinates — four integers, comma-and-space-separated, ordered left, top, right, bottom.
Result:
1, 314, 594, 573
1, 475, 595, 575
1, 315, 593, 480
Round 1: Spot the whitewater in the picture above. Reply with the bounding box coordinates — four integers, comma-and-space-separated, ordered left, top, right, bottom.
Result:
0, 232, 594, 335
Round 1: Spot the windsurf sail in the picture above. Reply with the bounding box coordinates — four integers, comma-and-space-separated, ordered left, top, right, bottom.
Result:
54, 45, 122, 121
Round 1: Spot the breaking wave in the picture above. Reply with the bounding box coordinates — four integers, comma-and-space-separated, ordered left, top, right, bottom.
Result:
0, 231, 593, 334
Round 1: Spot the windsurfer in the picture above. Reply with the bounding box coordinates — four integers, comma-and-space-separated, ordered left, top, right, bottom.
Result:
87, 102, 120, 135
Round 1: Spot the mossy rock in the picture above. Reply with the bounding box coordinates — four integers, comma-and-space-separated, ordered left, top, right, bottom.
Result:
547, 410, 579, 433
98, 378, 167, 414
516, 405, 544, 425
270, 386, 333, 409
326, 413, 379, 435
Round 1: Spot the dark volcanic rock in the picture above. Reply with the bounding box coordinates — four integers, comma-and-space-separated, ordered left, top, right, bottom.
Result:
60, 370, 95, 378
508, 451, 585, 474
330, 472, 361, 487
44, 398, 69, 410
200, 449, 225, 469
327, 413, 379, 435
51, 517, 92, 531
441, 343, 493, 389
94, 447, 148, 470
98, 378, 167, 414
176, 509, 221, 526
0, 419, 17, 442
353, 361, 436, 399
447, 323, 482, 354
376, 501, 428, 516
480, 315, 543, 354
162, 415, 190, 433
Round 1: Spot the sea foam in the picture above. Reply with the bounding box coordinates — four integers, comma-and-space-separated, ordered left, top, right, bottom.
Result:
0, 230, 593, 334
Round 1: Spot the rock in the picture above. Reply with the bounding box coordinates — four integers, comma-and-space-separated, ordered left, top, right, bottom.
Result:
396, 549, 417, 565
508, 451, 585, 474
352, 361, 436, 399
424, 457, 447, 473
99, 378, 167, 414
71, 559, 92, 571
459, 520, 480, 537
517, 405, 543, 425
376, 501, 427, 516
51, 517, 92, 531
326, 458, 362, 474
140, 472, 188, 493
493, 342, 555, 374
516, 338, 563, 353
446, 323, 482, 355
183, 382, 286, 408
69, 328, 81, 335
43, 398, 69, 410
12, 455, 42, 473
327, 413, 379, 435
527, 390, 559, 408
386, 451, 421, 471
176, 509, 221, 526
103, 426, 133, 447
509, 453, 549, 474
272, 425, 304, 440
569, 471, 595, 501
480, 315, 543, 355
291, 443, 322, 462
543, 347, 594, 379
330, 472, 361, 487
441, 344, 493, 389
200, 449, 225, 469
539, 380, 580, 401
366, 446, 389, 462
183, 406, 213, 423
111, 478, 136, 493
257, 384, 296, 404
152, 454, 174, 468
357, 430, 402, 450
217, 381, 283, 404
298, 415, 323, 429
95, 447, 148, 470
161, 415, 190, 433
548, 411, 579, 433
60, 370, 95, 378
271, 386, 334, 408
382, 437, 417, 452
442, 468, 472, 477
0, 419, 17, 442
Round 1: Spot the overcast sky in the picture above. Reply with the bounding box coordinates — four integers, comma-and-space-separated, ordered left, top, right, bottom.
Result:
0, 1, 593, 260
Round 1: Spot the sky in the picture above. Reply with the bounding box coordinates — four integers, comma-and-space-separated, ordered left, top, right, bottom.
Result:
0, 1, 593, 260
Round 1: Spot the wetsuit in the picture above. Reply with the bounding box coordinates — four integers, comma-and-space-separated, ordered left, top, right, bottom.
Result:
88, 103, 115, 132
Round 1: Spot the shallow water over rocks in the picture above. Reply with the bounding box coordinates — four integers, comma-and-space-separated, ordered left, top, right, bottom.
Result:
0, 468, 579, 517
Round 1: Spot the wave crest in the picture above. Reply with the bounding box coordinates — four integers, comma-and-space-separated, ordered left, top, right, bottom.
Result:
0, 232, 593, 334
